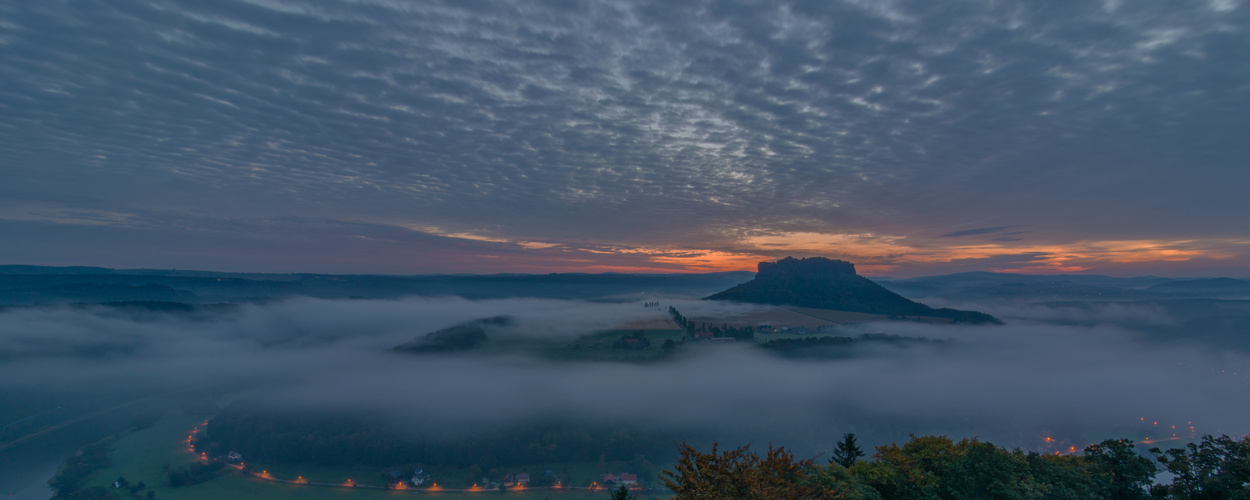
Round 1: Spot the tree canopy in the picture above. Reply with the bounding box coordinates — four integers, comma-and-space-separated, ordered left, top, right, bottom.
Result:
661, 435, 1247, 500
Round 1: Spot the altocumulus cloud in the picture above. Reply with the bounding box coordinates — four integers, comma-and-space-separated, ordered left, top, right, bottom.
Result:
1, 0, 1249, 274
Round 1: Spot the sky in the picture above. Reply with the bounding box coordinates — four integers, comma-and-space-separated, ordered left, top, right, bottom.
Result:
2, 0, 1249, 276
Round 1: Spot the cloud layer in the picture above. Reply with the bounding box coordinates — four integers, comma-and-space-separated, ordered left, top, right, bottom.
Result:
3, 296, 1249, 456
2, 0, 1249, 274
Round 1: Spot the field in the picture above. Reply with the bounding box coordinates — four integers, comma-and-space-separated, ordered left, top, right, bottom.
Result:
530, 328, 687, 361
77, 413, 206, 495
73, 413, 665, 500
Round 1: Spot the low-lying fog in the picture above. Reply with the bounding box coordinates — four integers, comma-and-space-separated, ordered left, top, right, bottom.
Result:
3, 295, 1249, 493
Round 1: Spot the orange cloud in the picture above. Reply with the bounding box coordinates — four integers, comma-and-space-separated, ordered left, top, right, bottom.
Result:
396, 222, 1248, 275
645, 250, 771, 272
736, 232, 1249, 275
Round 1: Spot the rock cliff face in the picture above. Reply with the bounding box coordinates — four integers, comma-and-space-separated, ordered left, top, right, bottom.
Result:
706, 257, 1001, 324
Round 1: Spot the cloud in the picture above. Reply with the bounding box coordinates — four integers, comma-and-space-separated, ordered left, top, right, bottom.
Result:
939, 226, 1019, 238
3, 296, 1250, 455
729, 230, 1250, 275
1, 0, 1249, 273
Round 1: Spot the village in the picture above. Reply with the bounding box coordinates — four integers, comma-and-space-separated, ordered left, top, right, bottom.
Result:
208, 443, 648, 493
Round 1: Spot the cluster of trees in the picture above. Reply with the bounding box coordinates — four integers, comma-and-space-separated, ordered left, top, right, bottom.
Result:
1150, 435, 1250, 499
613, 331, 653, 349
110, 477, 150, 497
667, 306, 754, 340
165, 461, 224, 487
669, 306, 693, 333
202, 405, 674, 472
662, 433, 1250, 499
48, 440, 113, 500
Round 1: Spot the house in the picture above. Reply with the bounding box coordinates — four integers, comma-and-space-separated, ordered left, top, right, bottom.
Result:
516, 473, 530, 486
503, 474, 514, 487
693, 331, 714, 339
601, 473, 618, 484
225, 451, 243, 464
410, 469, 430, 486
620, 473, 638, 486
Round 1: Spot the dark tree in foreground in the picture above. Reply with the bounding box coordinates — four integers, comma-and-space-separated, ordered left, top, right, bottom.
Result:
640, 434, 1249, 499
610, 484, 636, 500
660, 442, 823, 499
1150, 435, 1250, 499
831, 433, 865, 468
1084, 439, 1156, 500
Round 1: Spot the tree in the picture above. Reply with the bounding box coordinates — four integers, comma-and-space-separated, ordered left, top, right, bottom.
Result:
861, 435, 960, 500
1150, 434, 1250, 500
610, 484, 636, 500
1025, 452, 1099, 500
810, 464, 882, 500
942, 441, 1039, 499
831, 433, 866, 468
1084, 439, 1156, 500
660, 442, 822, 499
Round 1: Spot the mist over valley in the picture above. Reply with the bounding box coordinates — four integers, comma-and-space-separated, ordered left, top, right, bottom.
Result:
4, 262, 1250, 498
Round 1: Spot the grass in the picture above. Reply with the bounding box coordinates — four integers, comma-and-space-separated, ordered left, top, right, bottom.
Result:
78, 413, 207, 497
531, 329, 687, 362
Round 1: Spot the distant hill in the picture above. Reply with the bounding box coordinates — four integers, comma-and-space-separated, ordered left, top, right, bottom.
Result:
0, 282, 199, 305
1147, 277, 1250, 295
706, 257, 1001, 324
880, 271, 1250, 302
879, 271, 1171, 301
0, 265, 754, 305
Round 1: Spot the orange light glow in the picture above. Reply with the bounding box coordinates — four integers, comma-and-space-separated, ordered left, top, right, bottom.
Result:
737, 232, 1246, 275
